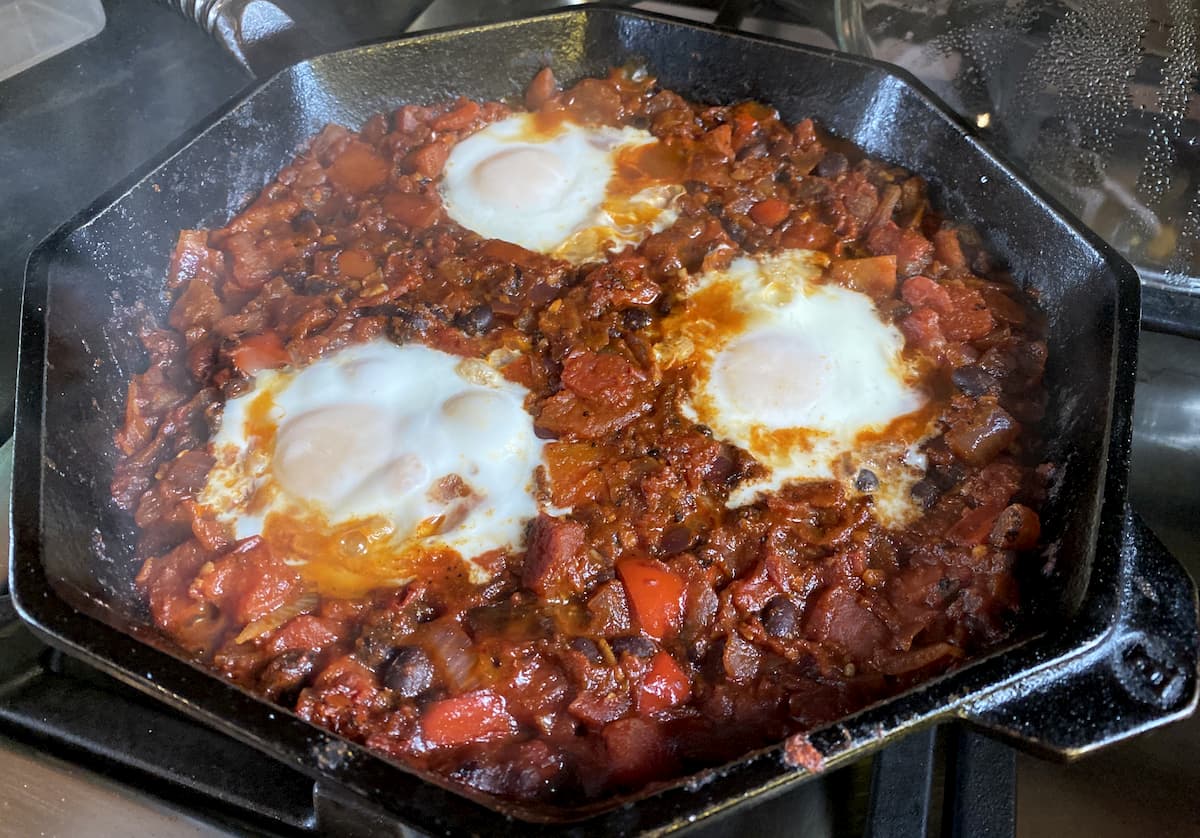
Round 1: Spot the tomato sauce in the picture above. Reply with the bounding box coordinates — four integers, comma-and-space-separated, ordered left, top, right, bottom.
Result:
111, 68, 1050, 806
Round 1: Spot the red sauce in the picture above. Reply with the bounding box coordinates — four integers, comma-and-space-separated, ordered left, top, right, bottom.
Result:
111, 67, 1049, 808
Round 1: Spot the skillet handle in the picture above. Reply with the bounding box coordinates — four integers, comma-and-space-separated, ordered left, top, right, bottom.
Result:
164, 0, 318, 77
958, 506, 1199, 757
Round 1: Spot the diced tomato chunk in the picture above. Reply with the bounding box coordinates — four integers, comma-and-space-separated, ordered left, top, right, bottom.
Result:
602, 717, 675, 786
749, 198, 790, 227
617, 558, 685, 640
781, 218, 836, 250
901, 275, 953, 311
410, 140, 451, 178
933, 229, 968, 272
266, 615, 341, 655
192, 537, 301, 624
230, 332, 289, 374
828, 255, 897, 298
895, 229, 933, 277
560, 350, 647, 401
524, 67, 559, 111
945, 402, 1019, 465
899, 307, 945, 353
522, 514, 591, 601
941, 285, 995, 341
421, 690, 517, 748
730, 109, 759, 151
638, 651, 691, 714
431, 98, 481, 132
337, 249, 376, 279
545, 442, 606, 508
383, 192, 441, 228
989, 504, 1041, 550
327, 141, 389, 193
947, 503, 1006, 546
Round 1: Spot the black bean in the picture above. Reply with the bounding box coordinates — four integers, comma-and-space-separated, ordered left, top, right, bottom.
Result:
528, 281, 559, 306
303, 275, 339, 295
794, 178, 829, 201
707, 451, 736, 483
701, 638, 728, 680
911, 479, 942, 509
383, 646, 435, 698
928, 463, 966, 491
660, 525, 694, 556
621, 308, 653, 331
533, 423, 559, 441
491, 265, 523, 297
854, 469, 879, 493
610, 635, 658, 658
569, 636, 605, 664
762, 596, 799, 638
951, 365, 998, 396
816, 151, 849, 178
258, 650, 317, 701
356, 629, 399, 669
395, 307, 431, 330
453, 303, 494, 335
738, 141, 769, 161
222, 377, 251, 401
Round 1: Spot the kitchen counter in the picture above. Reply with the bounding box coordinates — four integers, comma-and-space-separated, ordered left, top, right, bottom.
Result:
1, 1, 1197, 836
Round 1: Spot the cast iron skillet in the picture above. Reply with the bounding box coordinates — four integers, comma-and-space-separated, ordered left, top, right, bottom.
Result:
10, 5, 1200, 833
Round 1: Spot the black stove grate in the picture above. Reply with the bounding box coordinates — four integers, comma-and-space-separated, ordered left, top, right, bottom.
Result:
0, 612, 1014, 837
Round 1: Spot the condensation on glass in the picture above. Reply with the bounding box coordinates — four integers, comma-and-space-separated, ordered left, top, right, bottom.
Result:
836, 0, 1199, 300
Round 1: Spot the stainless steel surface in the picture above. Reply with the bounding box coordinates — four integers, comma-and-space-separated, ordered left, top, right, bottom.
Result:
0, 733, 232, 838
1, 437, 10, 594
1016, 332, 1200, 837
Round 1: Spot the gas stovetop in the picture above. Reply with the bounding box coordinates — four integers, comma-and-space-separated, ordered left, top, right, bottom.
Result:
2, 1, 1198, 835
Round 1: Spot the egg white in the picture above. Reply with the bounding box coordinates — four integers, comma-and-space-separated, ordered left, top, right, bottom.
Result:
659, 250, 934, 524
439, 113, 681, 263
199, 339, 548, 591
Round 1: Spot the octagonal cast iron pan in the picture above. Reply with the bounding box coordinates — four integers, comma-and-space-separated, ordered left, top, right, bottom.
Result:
9, 5, 1200, 834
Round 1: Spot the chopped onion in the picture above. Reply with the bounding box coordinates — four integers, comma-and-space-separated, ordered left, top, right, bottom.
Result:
424, 618, 478, 692
455, 357, 502, 387
234, 591, 319, 645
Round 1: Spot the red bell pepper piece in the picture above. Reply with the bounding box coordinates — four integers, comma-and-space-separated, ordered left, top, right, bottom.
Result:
617, 558, 685, 640
230, 332, 289, 374
638, 651, 691, 714
420, 690, 516, 749
749, 198, 790, 227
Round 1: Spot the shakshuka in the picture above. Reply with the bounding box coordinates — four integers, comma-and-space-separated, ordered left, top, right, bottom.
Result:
112, 67, 1050, 806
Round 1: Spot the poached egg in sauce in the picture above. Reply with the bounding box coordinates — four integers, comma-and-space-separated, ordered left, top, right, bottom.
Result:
200, 340, 549, 597
659, 250, 936, 524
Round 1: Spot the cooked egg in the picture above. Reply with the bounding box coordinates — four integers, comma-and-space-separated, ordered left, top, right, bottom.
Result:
199, 340, 548, 597
659, 250, 935, 524
439, 113, 683, 263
